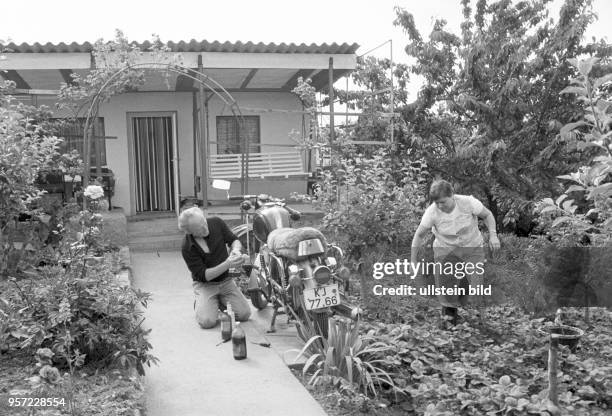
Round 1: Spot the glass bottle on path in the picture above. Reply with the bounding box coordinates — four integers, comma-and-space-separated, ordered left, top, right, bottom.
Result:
232, 323, 247, 360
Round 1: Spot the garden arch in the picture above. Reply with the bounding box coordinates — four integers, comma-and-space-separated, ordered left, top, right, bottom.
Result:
80, 62, 250, 210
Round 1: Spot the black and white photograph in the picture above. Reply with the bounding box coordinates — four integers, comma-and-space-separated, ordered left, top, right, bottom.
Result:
1, 0, 611, 415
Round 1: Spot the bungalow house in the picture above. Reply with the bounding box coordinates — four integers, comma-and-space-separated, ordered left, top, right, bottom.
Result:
0, 40, 358, 216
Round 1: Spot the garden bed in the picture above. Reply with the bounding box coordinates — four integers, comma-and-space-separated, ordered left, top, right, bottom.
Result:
0, 244, 151, 416
283, 231, 612, 415
291, 298, 612, 415
0, 348, 144, 416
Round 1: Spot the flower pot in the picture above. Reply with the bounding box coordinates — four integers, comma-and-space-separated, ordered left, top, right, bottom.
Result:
539, 324, 584, 352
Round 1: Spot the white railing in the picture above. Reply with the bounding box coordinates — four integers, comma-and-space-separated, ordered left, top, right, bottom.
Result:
209, 151, 308, 179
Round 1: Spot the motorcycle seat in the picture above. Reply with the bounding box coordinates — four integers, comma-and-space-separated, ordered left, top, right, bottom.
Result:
267, 227, 327, 260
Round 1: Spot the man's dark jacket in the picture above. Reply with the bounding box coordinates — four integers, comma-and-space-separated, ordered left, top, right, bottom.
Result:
181, 216, 238, 283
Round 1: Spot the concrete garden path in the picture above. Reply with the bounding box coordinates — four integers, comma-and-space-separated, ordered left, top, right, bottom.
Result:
130, 250, 327, 416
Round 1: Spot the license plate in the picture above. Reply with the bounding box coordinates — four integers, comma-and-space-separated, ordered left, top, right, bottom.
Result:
303, 284, 340, 311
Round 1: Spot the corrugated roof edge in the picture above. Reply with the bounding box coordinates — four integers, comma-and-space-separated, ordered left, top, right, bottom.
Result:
1, 40, 360, 54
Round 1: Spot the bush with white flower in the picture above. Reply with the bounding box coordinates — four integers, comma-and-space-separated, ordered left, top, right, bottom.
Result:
84, 184, 105, 201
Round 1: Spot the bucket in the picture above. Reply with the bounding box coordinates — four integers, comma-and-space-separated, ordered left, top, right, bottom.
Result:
539, 324, 584, 352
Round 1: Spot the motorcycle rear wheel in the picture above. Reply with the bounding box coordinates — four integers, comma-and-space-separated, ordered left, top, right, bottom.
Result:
307, 310, 329, 339
291, 287, 330, 340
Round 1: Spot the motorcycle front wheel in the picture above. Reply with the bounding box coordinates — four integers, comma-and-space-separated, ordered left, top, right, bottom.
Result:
249, 288, 268, 310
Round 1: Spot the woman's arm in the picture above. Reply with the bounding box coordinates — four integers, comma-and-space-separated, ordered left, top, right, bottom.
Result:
411, 225, 430, 265
477, 207, 500, 251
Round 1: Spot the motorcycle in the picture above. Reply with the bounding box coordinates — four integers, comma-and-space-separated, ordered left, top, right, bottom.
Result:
212, 180, 360, 339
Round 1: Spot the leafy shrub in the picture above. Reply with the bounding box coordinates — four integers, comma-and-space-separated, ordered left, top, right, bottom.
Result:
485, 234, 559, 314
2, 187, 157, 376
12, 259, 156, 375
0, 79, 83, 277
310, 146, 428, 260
537, 57, 612, 246
294, 317, 400, 398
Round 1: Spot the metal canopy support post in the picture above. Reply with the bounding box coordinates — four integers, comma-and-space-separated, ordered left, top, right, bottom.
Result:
328, 57, 335, 147
198, 55, 208, 208
192, 91, 198, 197
389, 39, 394, 145
93, 120, 101, 178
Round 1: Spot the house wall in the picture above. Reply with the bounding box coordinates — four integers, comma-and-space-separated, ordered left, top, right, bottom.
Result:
38, 91, 307, 215
205, 92, 309, 201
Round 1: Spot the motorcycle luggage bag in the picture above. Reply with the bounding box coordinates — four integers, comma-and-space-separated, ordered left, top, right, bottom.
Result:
267, 227, 327, 261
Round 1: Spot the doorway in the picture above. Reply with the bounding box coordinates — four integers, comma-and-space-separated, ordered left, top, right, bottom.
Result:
128, 112, 179, 214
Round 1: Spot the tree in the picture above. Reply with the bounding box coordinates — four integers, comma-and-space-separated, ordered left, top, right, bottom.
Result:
393, 0, 610, 232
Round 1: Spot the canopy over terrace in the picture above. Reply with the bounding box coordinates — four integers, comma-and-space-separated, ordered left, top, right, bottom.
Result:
0, 39, 359, 209
0, 40, 358, 93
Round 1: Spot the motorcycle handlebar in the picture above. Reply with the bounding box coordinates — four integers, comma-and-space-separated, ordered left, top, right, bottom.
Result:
284, 205, 302, 221
228, 195, 245, 201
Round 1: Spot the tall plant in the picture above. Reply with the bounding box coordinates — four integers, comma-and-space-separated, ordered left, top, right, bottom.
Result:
294, 317, 399, 398
0, 80, 77, 277
538, 57, 612, 245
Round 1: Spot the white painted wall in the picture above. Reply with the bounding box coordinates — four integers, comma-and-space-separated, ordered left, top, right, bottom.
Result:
38, 90, 307, 215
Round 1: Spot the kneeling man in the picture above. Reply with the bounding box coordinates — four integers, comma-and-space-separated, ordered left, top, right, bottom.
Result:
179, 207, 251, 328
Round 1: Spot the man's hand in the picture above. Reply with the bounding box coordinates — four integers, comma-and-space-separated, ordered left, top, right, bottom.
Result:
489, 234, 501, 252
230, 248, 242, 257
228, 253, 245, 268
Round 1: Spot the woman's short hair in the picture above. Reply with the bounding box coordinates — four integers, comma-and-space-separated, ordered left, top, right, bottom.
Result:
429, 179, 454, 201
178, 206, 205, 232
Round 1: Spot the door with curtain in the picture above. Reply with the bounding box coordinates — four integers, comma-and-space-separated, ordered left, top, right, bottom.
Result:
130, 114, 178, 213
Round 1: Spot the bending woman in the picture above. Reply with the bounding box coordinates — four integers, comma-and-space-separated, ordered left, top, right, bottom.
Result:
411, 180, 500, 326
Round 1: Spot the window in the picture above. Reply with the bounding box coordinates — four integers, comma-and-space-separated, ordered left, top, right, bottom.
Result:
216, 116, 260, 154
53, 118, 106, 166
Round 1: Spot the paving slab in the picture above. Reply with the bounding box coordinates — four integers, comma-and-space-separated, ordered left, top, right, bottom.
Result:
130, 251, 326, 416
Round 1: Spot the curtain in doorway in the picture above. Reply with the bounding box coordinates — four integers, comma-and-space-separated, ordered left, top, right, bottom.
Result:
132, 116, 175, 212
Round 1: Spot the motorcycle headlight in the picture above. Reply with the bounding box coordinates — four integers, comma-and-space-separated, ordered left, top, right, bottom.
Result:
313, 265, 331, 285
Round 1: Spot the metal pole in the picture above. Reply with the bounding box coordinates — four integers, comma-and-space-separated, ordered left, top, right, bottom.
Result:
548, 337, 559, 406
328, 57, 335, 146
82, 124, 91, 209
192, 91, 198, 197
93, 120, 101, 178
345, 76, 349, 126
389, 39, 394, 144
241, 110, 249, 195
198, 55, 208, 208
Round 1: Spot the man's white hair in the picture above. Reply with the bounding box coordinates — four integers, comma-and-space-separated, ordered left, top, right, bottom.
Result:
178, 206, 205, 232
